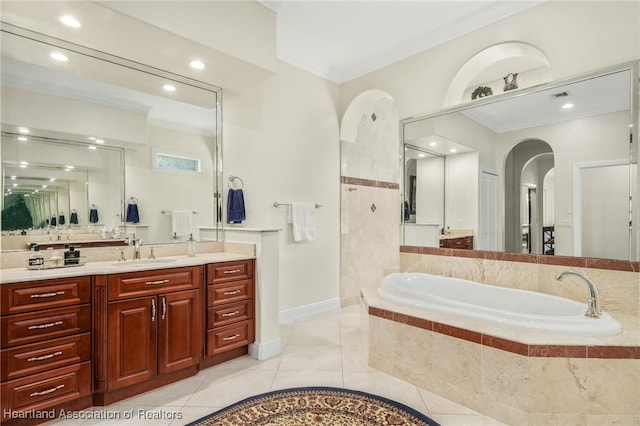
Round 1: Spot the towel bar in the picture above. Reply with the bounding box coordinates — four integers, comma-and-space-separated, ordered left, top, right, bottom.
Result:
161, 210, 198, 214
273, 202, 322, 209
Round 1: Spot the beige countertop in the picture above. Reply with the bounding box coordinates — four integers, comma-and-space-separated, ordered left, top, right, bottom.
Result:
0, 252, 254, 284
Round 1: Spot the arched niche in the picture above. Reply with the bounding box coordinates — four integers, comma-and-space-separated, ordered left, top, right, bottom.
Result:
444, 42, 552, 107
340, 89, 394, 143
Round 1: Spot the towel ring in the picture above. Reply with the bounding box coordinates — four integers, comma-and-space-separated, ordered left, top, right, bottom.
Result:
228, 175, 244, 189
128, 197, 139, 204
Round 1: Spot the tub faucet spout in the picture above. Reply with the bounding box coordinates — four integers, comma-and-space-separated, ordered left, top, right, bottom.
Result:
556, 270, 601, 318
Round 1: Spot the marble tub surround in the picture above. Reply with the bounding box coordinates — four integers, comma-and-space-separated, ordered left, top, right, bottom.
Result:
362, 289, 640, 425
400, 246, 640, 317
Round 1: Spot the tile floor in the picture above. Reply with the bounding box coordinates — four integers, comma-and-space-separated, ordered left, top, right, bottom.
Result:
46, 305, 507, 425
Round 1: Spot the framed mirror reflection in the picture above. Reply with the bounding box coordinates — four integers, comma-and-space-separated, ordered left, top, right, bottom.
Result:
402, 61, 639, 261
1, 23, 223, 252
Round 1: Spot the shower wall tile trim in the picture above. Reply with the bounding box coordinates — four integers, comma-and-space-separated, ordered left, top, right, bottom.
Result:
368, 305, 640, 359
341, 176, 400, 190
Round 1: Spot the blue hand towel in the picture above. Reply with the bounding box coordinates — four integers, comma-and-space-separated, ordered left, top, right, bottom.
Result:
126, 202, 140, 223
89, 208, 99, 223
227, 188, 246, 224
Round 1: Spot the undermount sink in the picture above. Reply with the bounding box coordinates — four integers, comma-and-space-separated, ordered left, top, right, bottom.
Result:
111, 258, 178, 267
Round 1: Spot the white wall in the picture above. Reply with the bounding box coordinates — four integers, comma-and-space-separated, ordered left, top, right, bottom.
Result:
124, 125, 215, 244
416, 156, 444, 225
340, 1, 639, 119
445, 152, 478, 233
223, 61, 341, 311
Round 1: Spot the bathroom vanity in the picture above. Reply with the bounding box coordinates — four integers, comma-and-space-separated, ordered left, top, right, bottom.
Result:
0, 254, 255, 424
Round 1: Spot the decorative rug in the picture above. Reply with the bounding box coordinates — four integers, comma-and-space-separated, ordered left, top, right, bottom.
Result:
186, 386, 441, 426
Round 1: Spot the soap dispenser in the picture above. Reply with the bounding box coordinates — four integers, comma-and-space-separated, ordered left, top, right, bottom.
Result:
186, 233, 197, 257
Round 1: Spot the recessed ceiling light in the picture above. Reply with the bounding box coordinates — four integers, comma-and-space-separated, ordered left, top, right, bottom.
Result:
34, 189, 39, 193
42, 185, 48, 189
162, 84, 176, 92
450, 148, 457, 153
88, 136, 96, 140
49, 178, 56, 182
17, 136, 28, 142
190, 60, 205, 70
95, 139, 104, 144
88, 146, 97, 150
64, 168, 72, 172
10, 176, 16, 180
18, 127, 29, 134
20, 164, 27, 168
50, 52, 69, 62
20, 161, 28, 165
65, 165, 74, 169
561, 103, 574, 109
60, 15, 81, 28
12, 183, 17, 187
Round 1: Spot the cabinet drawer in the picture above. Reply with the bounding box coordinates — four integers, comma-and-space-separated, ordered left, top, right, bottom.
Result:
1, 362, 91, 419
207, 300, 253, 329
1, 305, 91, 348
206, 320, 254, 356
207, 260, 254, 283
207, 279, 253, 306
1, 333, 91, 381
108, 266, 200, 301
1, 276, 91, 315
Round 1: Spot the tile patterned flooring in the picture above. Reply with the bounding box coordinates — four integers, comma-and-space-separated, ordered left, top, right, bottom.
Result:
46, 305, 507, 425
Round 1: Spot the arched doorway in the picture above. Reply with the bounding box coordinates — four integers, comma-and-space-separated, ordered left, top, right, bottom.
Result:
504, 139, 554, 254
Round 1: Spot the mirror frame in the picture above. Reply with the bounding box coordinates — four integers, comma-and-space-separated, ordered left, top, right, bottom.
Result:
1, 22, 224, 246
400, 60, 639, 261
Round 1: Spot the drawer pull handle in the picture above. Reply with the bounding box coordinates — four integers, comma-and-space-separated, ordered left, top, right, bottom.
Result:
30, 384, 64, 397
223, 334, 240, 341
146, 279, 170, 285
31, 291, 65, 298
222, 311, 240, 317
28, 321, 63, 330
223, 269, 241, 274
28, 351, 63, 362
161, 297, 167, 320
151, 299, 156, 322
223, 290, 241, 296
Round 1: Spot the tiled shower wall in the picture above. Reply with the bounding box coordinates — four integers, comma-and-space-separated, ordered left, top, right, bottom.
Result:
340, 97, 400, 305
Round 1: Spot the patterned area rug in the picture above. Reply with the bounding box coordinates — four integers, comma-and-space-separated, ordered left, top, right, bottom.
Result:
187, 386, 441, 426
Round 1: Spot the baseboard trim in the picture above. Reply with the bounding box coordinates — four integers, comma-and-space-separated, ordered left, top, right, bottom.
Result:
249, 339, 281, 361
279, 297, 341, 324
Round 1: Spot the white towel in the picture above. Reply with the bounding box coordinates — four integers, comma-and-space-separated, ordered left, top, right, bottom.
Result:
290, 203, 316, 242
171, 210, 192, 238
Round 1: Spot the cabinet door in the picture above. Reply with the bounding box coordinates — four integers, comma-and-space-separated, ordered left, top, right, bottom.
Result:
158, 290, 200, 375
107, 297, 157, 390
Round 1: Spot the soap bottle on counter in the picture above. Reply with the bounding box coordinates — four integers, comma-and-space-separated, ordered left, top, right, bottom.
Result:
186, 233, 197, 257
28, 244, 44, 268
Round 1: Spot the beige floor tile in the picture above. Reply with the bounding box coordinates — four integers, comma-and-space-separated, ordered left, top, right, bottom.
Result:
287, 325, 341, 345
278, 344, 343, 371
184, 368, 277, 408
271, 370, 344, 389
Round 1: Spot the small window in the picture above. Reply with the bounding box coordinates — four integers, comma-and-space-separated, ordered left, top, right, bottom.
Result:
154, 151, 201, 173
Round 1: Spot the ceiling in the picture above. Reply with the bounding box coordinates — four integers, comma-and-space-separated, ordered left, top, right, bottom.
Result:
105, 0, 543, 84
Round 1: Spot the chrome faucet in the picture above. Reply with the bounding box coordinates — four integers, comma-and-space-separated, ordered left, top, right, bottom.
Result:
556, 270, 601, 318
134, 239, 142, 260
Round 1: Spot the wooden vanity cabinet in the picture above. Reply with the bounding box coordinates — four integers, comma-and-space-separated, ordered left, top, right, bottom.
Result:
202, 260, 255, 367
0, 276, 92, 424
439, 235, 474, 250
93, 266, 202, 405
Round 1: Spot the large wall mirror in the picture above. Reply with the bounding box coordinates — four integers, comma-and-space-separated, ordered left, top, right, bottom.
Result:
402, 61, 639, 261
1, 23, 223, 252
